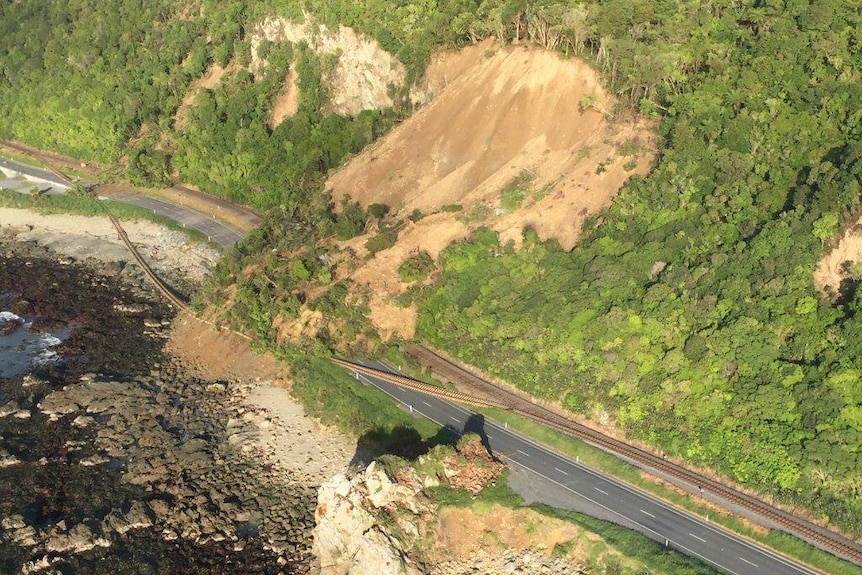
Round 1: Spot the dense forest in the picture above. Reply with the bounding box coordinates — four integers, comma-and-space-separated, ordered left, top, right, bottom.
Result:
2, 0, 862, 540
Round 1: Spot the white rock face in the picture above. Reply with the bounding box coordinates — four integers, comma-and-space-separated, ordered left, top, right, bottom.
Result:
250, 16, 406, 117
313, 462, 425, 575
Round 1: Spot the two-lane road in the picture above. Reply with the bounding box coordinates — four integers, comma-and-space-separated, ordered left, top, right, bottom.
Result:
349, 360, 821, 575
108, 193, 245, 249
0, 156, 246, 249
0, 156, 70, 193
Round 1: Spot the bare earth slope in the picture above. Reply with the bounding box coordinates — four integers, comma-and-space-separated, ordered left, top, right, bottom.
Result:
328, 40, 654, 251
323, 41, 655, 340
814, 216, 862, 298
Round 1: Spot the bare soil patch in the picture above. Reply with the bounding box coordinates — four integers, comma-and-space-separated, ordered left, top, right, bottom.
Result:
814, 217, 862, 298
269, 69, 299, 128
435, 505, 602, 564
324, 41, 655, 339
173, 63, 228, 129
166, 314, 285, 382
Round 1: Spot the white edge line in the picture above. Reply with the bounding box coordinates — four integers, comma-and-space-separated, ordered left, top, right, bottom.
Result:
505, 459, 741, 575
355, 371, 821, 575
444, 403, 820, 575
356, 374, 739, 575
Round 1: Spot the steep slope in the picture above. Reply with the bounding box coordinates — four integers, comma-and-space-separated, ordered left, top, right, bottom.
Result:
325, 41, 655, 339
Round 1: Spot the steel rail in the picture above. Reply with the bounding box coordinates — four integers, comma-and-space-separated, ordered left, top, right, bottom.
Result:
361, 349, 862, 566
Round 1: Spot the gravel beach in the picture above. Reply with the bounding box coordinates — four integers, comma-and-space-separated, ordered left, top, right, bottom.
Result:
0, 209, 357, 575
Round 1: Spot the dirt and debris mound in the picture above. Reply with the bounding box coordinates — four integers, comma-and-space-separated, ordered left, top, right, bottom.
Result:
815, 217, 862, 302
325, 40, 656, 340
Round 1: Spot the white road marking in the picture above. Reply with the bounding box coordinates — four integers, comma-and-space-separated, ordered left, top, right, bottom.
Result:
450, 416, 460, 422
640, 509, 655, 518
594, 487, 609, 495
422, 401, 433, 407
516, 449, 530, 457
689, 533, 706, 543
554, 467, 568, 476
738, 557, 759, 568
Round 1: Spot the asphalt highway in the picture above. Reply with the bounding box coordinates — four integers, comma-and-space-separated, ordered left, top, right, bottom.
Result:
1, 156, 246, 250
109, 193, 245, 250
350, 359, 820, 575
0, 156, 70, 192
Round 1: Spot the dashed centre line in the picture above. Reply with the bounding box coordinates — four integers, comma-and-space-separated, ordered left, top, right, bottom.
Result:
594, 487, 609, 495
554, 467, 568, 476
640, 509, 655, 518
516, 449, 530, 457
738, 557, 759, 568
689, 533, 706, 543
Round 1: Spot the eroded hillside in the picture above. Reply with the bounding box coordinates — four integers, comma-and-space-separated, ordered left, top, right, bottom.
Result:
325, 41, 655, 340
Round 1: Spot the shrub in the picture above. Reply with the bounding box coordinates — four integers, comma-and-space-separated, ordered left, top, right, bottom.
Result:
398, 251, 435, 282
368, 203, 390, 219
500, 171, 533, 211
366, 229, 399, 254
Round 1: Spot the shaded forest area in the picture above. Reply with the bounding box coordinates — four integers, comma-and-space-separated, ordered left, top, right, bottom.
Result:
3, 0, 862, 538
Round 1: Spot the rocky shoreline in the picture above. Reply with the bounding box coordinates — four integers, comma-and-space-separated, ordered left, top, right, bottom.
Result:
0, 215, 357, 574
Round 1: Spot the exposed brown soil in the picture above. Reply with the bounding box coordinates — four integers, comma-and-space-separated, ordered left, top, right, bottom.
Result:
324, 40, 655, 340
165, 314, 286, 383
269, 69, 299, 128
173, 63, 228, 129
435, 504, 605, 564
814, 217, 862, 298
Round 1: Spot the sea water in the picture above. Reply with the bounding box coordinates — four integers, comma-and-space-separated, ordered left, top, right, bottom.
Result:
0, 310, 67, 378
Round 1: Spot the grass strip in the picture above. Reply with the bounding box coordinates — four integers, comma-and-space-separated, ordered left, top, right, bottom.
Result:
475, 406, 862, 575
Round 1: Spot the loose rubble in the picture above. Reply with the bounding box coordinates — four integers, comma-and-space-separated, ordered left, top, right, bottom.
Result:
0, 234, 355, 574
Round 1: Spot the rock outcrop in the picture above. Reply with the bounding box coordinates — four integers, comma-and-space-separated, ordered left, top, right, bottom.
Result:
312, 435, 598, 575
250, 16, 406, 117
313, 462, 429, 575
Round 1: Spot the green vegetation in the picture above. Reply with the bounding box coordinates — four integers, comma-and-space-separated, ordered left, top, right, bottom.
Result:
476, 405, 862, 575
538, 507, 724, 575
407, 442, 723, 575
500, 171, 533, 211
4, 0, 862, 564
398, 251, 436, 283
365, 227, 400, 255
288, 356, 445, 458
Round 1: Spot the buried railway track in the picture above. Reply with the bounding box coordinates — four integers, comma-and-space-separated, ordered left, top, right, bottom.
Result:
32, 163, 248, 337
337, 349, 862, 567
105, 211, 193, 314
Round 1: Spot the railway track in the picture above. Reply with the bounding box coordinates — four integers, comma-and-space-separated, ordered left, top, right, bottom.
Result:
104, 212, 193, 314
391, 346, 862, 566
330, 358, 507, 410
26, 162, 194, 315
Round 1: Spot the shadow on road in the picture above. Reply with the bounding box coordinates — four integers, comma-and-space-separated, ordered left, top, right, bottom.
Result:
350, 412, 500, 468
350, 424, 457, 468
462, 413, 499, 461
